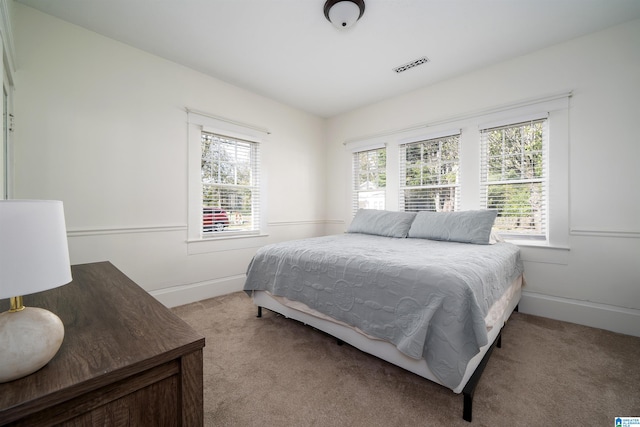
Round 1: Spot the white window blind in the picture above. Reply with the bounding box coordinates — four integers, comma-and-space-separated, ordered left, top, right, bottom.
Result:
352, 147, 386, 215
399, 133, 460, 212
480, 118, 547, 239
201, 132, 260, 235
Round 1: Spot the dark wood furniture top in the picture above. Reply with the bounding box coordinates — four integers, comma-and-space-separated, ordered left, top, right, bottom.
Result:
0, 261, 205, 426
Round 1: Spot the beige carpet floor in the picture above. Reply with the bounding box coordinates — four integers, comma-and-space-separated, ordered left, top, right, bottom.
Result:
172, 292, 640, 426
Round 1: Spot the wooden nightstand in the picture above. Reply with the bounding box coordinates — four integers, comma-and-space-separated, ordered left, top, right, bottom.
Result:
0, 262, 205, 426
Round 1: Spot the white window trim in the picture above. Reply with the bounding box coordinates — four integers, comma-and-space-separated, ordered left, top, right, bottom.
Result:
398, 128, 461, 145
187, 110, 269, 251
344, 137, 386, 153
1, 16, 16, 200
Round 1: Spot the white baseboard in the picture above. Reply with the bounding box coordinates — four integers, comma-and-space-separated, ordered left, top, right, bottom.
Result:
150, 275, 246, 308
519, 291, 640, 338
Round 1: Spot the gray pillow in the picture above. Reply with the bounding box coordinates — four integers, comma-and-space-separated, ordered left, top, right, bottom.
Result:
347, 209, 417, 238
407, 210, 498, 244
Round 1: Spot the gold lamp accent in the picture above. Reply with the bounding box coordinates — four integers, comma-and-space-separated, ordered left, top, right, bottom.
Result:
0, 200, 72, 383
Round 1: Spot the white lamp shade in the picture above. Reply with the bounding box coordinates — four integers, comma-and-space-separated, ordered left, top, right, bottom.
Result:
328, 1, 361, 29
0, 200, 72, 298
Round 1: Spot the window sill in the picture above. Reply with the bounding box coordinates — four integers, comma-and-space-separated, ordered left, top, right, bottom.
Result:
506, 239, 570, 265
187, 233, 269, 255
506, 239, 570, 251
192, 230, 263, 241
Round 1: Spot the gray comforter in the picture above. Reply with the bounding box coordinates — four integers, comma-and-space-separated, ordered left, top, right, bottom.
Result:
244, 233, 524, 389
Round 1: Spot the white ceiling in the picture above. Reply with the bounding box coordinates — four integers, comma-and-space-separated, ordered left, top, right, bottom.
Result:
16, 0, 640, 118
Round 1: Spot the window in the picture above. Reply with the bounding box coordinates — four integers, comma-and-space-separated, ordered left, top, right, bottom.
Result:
352, 147, 386, 214
201, 132, 260, 235
480, 119, 547, 240
346, 93, 569, 247
399, 133, 460, 212
187, 110, 266, 243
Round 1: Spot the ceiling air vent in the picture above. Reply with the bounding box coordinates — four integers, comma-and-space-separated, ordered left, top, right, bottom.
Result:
393, 56, 430, 73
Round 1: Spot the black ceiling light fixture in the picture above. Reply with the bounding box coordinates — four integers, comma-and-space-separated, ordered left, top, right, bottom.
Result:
324, 0, 365, 30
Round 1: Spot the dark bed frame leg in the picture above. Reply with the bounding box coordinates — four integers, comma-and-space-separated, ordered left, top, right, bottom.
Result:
462, 331, 502, 422
257, 306, 262, 318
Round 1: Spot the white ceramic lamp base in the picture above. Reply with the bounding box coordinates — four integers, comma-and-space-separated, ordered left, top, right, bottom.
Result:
0, 307, 65, 383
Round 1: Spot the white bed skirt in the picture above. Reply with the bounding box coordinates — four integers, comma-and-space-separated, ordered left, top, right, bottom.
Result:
250, 274, 523, 394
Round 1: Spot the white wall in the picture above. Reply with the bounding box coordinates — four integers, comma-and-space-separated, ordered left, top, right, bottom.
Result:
10, 4, 639, 337
11, 4, 327, 306
326, 20, 640, 337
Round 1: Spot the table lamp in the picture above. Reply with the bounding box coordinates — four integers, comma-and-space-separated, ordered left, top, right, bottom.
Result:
0, 200, 72, 383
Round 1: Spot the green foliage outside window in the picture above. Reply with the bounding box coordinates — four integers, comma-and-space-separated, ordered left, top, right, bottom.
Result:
485, 121, 545, 236
355, 148, 386, 210
356, 148, 386, 190
402, 135, 459, 212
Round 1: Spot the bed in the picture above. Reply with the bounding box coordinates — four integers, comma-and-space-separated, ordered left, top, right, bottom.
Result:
244, 209, 524, 422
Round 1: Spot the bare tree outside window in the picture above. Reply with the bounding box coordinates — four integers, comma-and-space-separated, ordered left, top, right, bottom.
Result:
201, 132, 259, 234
